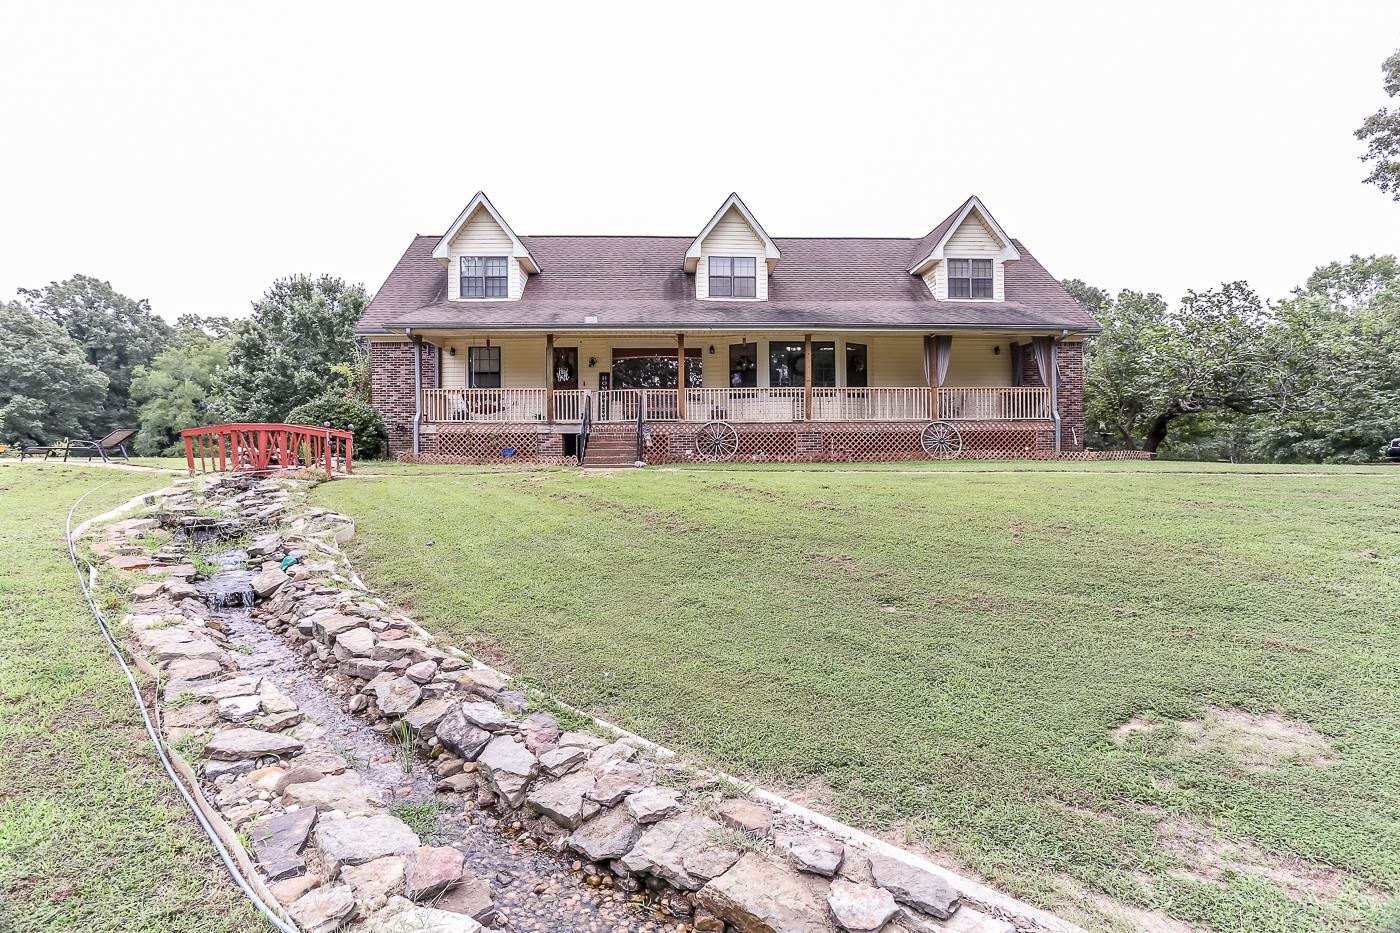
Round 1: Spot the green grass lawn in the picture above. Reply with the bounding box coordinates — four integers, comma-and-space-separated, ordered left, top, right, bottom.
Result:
0, 463, 264, 932
316, 464, 1400, 933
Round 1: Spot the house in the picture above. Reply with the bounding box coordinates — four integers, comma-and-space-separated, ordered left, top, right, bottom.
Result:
356, 192, 1101, 466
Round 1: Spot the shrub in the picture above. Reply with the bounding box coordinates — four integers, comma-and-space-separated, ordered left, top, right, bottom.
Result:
285, 394, 388, 461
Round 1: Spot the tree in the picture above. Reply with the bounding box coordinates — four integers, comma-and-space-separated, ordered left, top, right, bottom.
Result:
130, 323, 232, 456
1084, 284, 1276, 453
0, 302, 109, 446
1061, 278, 1112, 317
217, 275, 369, 423
1356, 49, 1400, 200
17, 275, 172, 434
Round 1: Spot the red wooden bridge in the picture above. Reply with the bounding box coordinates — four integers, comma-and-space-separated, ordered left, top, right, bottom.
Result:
181, 423, 354, 476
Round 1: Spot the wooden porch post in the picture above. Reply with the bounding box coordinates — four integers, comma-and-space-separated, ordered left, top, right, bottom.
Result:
545, 332, 555, 424
803, 333, 813, 421
676, 333, 686, 421
410, 334, 424, 456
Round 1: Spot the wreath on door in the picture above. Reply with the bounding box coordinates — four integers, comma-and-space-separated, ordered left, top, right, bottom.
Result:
555, 364, 573, 384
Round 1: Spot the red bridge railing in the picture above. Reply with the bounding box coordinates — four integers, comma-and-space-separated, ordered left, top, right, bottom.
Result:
181, 423, 354, 476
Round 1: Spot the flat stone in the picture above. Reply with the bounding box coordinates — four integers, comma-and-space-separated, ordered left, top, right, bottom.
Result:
282, 771, 379, 813
477, 735, 538, 807
248, 533, 284, 557
900, 906, 1013, 933
288, 884, 356, 933
217, 694, 262, 722
527, 770, 600, 829
626, 786, 683, 824
250, 807, 317, 880
130, 581, 165, 599
717, 797, 773, 837
203, 728, 304, 761
786, 834, 844, 877
558, 731, 607, 750
269, 874, 320, 906
136, 627, 223, 662
404, 845, 465, 901
167, 674, 262, 702
369, 905, 485, 933
828, 878, 899, 933
586, 740, 637, 771
620, 815, 740, 891
435, 874, 496, 926
403, 697, 452, 735
586, 760, 654, 806
251, 567, 289, 598
436, 705, 492, 761
315, 814, 421, 874
341, 856, 405, 913
374, 677, 422, 717
520, 711, 560, 753
868, 853, 960, 920
458, 700, 514, 733
537, 745, 588, 778
404, 660, 438, 684
109, 555, 155, 570
335, 627, 377, 657
164, 657, 222, 681
272, 765, 325, 795
696, 852, 829, 933
567, 804, 641, 862
436, 772, 478, 794
457, 667, 506, 697
341, 657, 389, 680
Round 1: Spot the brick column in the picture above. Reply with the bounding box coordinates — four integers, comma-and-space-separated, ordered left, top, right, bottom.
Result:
369, 341, 438, 458
1055, 341, 1086, 451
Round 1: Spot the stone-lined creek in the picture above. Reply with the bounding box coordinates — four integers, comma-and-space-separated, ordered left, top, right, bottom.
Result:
199, 547, 682, 933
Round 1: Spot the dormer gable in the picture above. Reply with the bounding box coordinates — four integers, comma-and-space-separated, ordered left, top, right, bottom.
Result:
434, 192, 539, 301
685, 193, 780, 301
909, 196, 1020, 301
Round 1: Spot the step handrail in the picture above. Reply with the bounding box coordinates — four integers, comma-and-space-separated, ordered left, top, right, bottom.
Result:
578, 394, 593, 465
635, 395, 645, 464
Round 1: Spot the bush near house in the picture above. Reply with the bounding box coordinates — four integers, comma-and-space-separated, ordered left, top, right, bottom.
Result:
286, 393, 388, 461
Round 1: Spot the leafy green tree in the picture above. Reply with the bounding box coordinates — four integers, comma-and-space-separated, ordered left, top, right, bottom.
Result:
1356, 49, 1400, 200
0, 302, 109, 446
1061, 278, 1112, 317
217, 275, 369, 423
16, 275, 172, 433
130, 323, 232, 456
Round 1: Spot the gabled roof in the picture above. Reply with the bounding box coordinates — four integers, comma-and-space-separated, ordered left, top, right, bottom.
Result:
907, 195, 1020, 274
683, 193, 782, 273
357, 234, 1099, 335
431, 191, 540, 273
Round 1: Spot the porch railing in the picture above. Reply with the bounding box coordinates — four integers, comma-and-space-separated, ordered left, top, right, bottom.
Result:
421, 386, 1052, 424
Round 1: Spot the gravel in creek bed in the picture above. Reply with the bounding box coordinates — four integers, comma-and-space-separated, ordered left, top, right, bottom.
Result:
201, 551, 683, 933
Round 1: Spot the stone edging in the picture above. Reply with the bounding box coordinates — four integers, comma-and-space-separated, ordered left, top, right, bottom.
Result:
86, 473, 1081, 933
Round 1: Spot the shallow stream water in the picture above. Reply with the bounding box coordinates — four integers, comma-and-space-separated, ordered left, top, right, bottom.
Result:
199, 550, 679, 932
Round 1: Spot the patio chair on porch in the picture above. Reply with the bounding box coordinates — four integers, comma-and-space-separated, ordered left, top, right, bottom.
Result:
61, 428, 138, 463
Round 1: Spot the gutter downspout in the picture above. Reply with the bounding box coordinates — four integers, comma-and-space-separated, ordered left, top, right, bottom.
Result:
1051, 329, 1067, 453
408, 329, 422, 457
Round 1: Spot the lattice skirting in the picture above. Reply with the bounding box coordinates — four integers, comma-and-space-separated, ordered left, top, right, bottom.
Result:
396, 422, 1150, 465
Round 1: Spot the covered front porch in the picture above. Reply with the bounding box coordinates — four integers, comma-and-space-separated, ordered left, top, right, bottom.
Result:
410, 330, 1062, 427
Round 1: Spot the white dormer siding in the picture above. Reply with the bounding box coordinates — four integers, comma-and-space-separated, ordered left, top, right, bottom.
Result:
696, 206, 768, 300
922, 212, 1006, 301
447, 209, 527, 301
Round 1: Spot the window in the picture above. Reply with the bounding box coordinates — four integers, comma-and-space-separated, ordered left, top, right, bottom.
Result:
769, 342, 835, 387
728, 343, 757, 388
948, 258, 993, 299
708, 256, 757, 298
845, 343, 868, 388
468, 346, 501, 388
460, 256, 508, 298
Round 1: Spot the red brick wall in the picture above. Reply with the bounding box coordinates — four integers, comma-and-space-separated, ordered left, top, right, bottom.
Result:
369, 341, 438, 456
1014, 340, 1085, 452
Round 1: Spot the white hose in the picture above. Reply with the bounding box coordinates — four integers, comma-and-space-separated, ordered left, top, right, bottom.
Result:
65, 480, 299, 933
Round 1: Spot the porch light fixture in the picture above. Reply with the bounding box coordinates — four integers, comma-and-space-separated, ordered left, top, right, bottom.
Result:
448, 346, 456, 357
993, 345, 1000, 355
708, 345, 716, 354
588, 356, 597, 368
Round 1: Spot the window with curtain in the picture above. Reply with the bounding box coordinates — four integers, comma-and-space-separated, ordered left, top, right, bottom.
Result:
468, 346, 501, 388
708, 256, 757, 298
769, 342, 835, 387
948, 259, 993, 298
460, 256, 509, 298
728, 343, 757, 388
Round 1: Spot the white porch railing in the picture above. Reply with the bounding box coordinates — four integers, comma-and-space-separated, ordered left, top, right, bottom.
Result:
423, 386, 1052, 424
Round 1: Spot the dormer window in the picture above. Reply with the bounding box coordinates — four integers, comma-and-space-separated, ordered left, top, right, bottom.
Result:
460, 256, 508, 298
709, 256, 757, 298
948, 259, 993, 299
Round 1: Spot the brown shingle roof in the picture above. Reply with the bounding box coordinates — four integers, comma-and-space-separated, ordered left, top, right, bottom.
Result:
357, 230, 1098, 334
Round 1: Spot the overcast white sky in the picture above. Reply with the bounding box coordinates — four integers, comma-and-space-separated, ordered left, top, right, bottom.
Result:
2, 1, 1397, 321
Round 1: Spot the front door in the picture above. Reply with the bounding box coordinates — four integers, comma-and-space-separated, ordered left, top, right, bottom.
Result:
553, 347, 579, 391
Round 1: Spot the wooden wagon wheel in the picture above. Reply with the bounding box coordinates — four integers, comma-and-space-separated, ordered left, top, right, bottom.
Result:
695, 421, 740, 461
920, 421, 963, 459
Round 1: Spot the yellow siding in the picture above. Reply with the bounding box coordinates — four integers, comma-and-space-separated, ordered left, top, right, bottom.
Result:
697, 207, 768, 300
924, 212, 1007, 301
447, 209, 525, 301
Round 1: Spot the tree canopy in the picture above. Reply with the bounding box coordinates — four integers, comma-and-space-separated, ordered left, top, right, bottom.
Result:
130, 322, 231, 456
1356, 49, 1400, 200
17, 275, 172, 435
0, 302, 109, 446
216, 275, 369, 424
